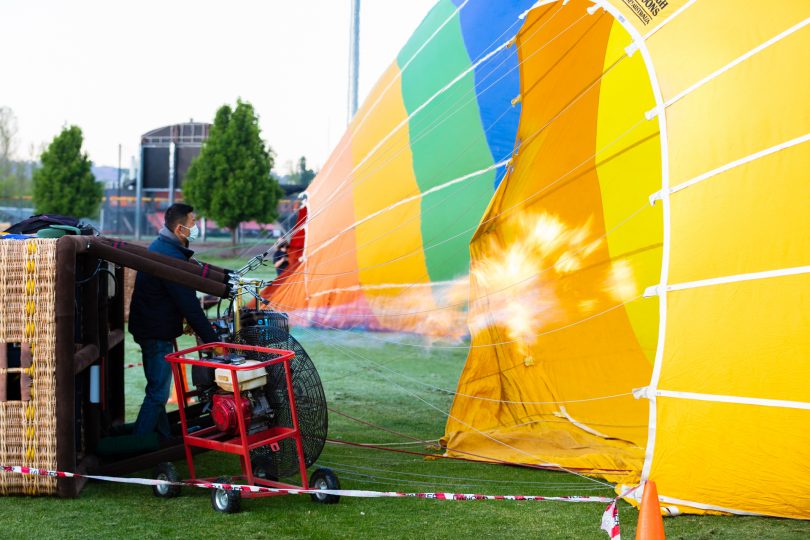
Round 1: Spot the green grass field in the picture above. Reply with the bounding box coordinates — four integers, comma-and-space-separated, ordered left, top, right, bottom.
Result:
1, 329, 807, 539
0, 251, 807, 539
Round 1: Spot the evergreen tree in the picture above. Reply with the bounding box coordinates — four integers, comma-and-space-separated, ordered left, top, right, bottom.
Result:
184, 99, 282, 244
32, 125, 102, 218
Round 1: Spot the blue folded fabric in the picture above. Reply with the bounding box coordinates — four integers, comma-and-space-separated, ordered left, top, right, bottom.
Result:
0, 233, 35, 240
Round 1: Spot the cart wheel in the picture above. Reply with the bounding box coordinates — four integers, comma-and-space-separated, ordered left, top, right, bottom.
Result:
309, 468, 340, 505
211, 476, 241, 513
251, 455, 278, 481
152, 462, 181, 498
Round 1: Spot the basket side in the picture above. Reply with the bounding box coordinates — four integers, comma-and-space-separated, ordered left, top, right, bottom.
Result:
0, 239, 58, 495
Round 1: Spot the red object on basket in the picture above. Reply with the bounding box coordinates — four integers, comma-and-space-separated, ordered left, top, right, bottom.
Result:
211, 393, 252, 434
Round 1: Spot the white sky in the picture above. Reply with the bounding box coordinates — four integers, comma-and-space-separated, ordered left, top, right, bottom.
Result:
0, 0, 436, 172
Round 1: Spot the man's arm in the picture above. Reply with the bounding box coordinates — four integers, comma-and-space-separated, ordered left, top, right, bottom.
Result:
164, 280, 219, 343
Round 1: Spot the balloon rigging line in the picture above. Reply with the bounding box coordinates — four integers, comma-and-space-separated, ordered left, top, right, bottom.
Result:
651, 16, 810, 117
302, 52, 523, 256
305, 22, 530, 258
306, 1, 560, 218
280, 282, 644, 353
323, 448, 590, 468
306, 155, 655, 302
306, 41, 513, 232
222, 5, 572, 269
306, 331, 616, 488
327, 437, 629, 482
359, 362, 613, 487
320, 392, 637, 474
318, 460, 608, 488
328, 406, 427, 442
263, 193, 650, 325
323, 469, 614, 493
207, 4, 620, 283
317, 464, 612, 492
519, 7, 609, 99
309, 160, 509, 258
493, 416, 648, 434
271, 72, 525, 277
220, 6, 509, 265
232, 7, 652, 350
296, 5, 571, 242
325, 439, 439, 448
227, 33, 518, 266
303, 11, 579, 249
304, 281, 461, 299
270, 120, 655, 313
327, 438, 631, 477
520, 42, 625, 152
265, 196, 651, 324
309, 0, 472, 200
305, 321, 641, 405
298, 20, 541, 261
318, 450, 432, 464
266, 11, 636, 289
267, 56, 646, 292
668, 132, 810, 197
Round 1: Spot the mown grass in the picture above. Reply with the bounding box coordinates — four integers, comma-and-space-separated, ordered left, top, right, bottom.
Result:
1, 252, 807, 538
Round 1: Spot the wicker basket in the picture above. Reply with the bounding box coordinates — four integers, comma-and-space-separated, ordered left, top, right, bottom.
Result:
0, 239, 57, 495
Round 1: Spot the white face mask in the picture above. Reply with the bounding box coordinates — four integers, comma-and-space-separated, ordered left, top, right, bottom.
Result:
180, 224, 199, 242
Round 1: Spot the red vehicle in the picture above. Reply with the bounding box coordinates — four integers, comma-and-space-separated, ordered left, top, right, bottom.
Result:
152, 342, 339, 512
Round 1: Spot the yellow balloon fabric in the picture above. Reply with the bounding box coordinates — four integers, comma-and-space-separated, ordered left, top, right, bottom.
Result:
444, 0, 810, 518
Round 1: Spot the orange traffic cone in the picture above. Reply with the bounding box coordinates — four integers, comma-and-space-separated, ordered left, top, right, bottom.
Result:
168, 382, 179, 405
167, 368, 190, 405
167, 339, 185, 405
636, 480, 666, 539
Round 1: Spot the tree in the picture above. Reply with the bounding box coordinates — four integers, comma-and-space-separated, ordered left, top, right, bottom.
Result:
184, 99, 283, 244
32, 125, 102, 218
0, 107, 18, 195
0, 107, 18, 165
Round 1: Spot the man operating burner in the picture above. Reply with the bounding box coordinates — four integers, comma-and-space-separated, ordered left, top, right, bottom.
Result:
129, 203, 218, 439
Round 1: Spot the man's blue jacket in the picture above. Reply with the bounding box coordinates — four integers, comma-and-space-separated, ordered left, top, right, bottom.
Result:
128, 228, 218, 344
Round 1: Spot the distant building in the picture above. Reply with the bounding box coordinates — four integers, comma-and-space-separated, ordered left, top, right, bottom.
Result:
140, 122, 211, 195
135, 122, 211, 237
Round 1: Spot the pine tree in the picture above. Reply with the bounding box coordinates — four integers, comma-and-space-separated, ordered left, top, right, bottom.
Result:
184, 99, 282, 244
32, 125, 102, 218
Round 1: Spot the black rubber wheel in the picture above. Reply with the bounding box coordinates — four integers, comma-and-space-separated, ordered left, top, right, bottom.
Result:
309, 468, 340, 504
211, 476, 241, 513
251, 455, 279, 482
152, 462, 181, 498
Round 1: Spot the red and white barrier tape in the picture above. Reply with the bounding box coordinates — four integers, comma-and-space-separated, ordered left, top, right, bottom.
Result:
601, 500, 621, 540
124, 362, 143, 369
1, 465, 622, 537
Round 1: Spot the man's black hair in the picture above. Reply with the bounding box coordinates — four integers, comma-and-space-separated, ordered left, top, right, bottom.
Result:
164, 203, 194, 231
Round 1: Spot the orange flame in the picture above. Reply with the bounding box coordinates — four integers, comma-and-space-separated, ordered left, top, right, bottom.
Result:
279, 211, 637, 347
468, 211, 637, 356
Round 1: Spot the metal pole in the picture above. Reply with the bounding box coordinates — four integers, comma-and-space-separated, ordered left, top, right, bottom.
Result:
168, 140, 176, 207
116, 143, 122, 235
347, 0, 360, 122
135, 145, 144, 240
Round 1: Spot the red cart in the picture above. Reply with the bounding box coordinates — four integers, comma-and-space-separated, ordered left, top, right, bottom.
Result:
152, 342, 340, 512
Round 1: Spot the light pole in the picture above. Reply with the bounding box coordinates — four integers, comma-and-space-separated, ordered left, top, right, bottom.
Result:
116, 143, 122, 234
347, 0, 360, 122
